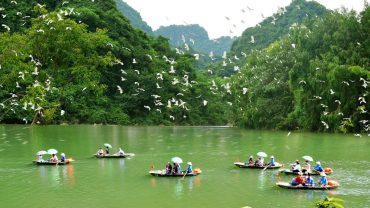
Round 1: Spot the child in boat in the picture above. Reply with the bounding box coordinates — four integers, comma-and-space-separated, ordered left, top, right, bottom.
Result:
291, 172, 304, 186
165, 162, 172, 175
318, 172, 328, 186
314, 161, 324, 173
97, 148, 104, 156
302, 160, 311, 174
60, 153, 66, 162
267, 156, 275, 166
187, 162, 193, 173
50, 154, 58, 162
305, 173, 314, 186
247, 156, 254, 166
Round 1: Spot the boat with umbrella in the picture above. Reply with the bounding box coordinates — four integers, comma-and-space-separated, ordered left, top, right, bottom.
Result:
279, 156, 333, 175
149, 157, 202, 177
33, 149, 73, 165
94, 144, 135, 158
234, 152, 282, 169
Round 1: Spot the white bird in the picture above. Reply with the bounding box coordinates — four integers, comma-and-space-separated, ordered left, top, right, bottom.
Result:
2, 24, 10, 31
334, 100, 341, 105
193, 54, 199, 60
144, 105, 151, 111
291, 43, 296, 49
32, 67, 39, 75
134, 70, 140, 74
329, 89, 335, 95
10, 0, 17, 5
354, 134, 362, 137
117, 85, 123, 94
203, 100, 208, 106
242, 87, 248, 94
169, 115, 175, 120
61, 110, 65, 116
167, 100, 171, 108
287, 131, 291, 136
145, 54, 152, 60
321, 121, 329, 129
132, 58, 137, 64
250, 36, 255, 44
299, 80, 306, 84
36, 29, 44, 33
156, 83, 162, 89
121, 69, 127, 74
66, 27, 72, 30
156, 73, 163, 80
358, 97, 366, 104
342, 81, 350, 86
169, 65, 176, 74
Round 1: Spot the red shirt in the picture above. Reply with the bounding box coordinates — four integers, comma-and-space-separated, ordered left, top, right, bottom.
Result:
294, 176, 304, 184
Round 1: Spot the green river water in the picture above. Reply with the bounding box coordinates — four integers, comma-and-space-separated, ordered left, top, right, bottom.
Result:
0, 125, 369, 208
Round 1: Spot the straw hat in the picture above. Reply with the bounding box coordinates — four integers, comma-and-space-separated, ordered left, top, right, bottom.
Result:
187, 162, 192, 165
316, 161, 321, 165
270, 156, 274, 159
249, 155, 253, 158
61, 153, 65, 157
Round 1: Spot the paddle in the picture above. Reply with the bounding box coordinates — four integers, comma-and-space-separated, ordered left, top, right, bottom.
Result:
182, 171, 187, 180
262, 164, 271, 171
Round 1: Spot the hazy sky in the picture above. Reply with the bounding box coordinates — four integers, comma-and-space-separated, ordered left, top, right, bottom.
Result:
123, 0, 366, 39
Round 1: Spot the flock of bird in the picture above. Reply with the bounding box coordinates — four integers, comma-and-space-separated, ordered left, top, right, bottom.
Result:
0, 1, 369, 137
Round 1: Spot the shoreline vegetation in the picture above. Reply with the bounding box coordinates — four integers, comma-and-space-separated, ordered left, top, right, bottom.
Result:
0, 0, 369, 135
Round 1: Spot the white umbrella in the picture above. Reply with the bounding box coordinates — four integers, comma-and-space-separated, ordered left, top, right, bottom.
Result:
104, 143, 112, 148
302, 155, 313, 162
171, 156, 183, 164
36, 150, 47, 155
257, 152, 268, 158
47, 149, 58, 154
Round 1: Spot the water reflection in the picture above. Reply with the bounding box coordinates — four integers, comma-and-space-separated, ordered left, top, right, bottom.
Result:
174, 179, 184, 199
37, 165, 75, 187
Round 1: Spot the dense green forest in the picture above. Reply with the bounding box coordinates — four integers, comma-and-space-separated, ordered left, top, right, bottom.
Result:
0, 0, 369, 135
0, 0, 227, 125
228, 5, 370, 133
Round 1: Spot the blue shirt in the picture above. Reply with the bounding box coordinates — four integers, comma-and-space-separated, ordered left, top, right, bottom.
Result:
306, 177, 314, 186
187, 165, 193, 173
319, 176, 327, 186
269, 158, 275, 166
314, 164, 323, 172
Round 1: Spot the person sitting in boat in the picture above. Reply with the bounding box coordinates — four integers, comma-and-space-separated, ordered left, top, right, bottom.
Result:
314, 161, 324, 173
117, 148, 125, 156
50, 154, 58, 163
304, 173, 314, 186
105, 146, 110, 155
177, 163, 181, 174
291, 160, 301, 173
165, 162, 172, 175
255, 157, 264, 167
172, 163, 179, 175
247, 156, 254, 166
97, 148, 104, 156
291, 172, 304, 186
318, 172, 328, 186
60, 153, 66, 162
37, 154, 44, 162
267, 156, 275, 166
302, 160, 311, 174
186, 162, 193, 173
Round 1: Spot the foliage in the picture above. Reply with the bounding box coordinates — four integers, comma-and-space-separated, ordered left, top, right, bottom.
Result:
315, 197, 345, 208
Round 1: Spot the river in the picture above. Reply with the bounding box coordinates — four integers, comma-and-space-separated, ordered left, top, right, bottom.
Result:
0, 125, 369, 207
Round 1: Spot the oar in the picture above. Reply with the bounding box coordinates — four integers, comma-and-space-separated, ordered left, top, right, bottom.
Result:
182, 171, 187, 180
262, 164, 271, 171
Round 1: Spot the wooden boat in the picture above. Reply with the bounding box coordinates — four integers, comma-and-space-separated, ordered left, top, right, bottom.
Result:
93, 153, 135, 158
279, 169, 333, 175
149, 169, 202, 177
234, 162, 282, 169
33, 160, 71, 165
276, 182, 339, 190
